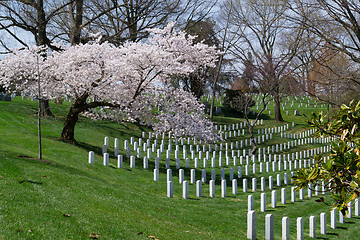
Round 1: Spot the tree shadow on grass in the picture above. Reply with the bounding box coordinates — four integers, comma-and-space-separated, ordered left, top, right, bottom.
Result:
187, 197, 200, 201
76, 141, 103, 156
96, 122, 150, 139
18, 180, 43, 185
336, 226, 347, 230
15, 153, 111, 185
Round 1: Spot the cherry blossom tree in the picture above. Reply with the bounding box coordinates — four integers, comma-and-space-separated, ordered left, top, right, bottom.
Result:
0, 22, 219, 143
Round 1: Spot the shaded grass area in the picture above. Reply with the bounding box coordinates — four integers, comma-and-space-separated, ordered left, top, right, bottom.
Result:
0, 97, 359, 239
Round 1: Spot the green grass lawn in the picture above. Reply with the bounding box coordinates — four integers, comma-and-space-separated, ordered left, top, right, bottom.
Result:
0, 97, 359, 239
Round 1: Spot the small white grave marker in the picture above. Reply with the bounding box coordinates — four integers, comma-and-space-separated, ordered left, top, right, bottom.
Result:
247, 211, 256, 240
309, 216, 316, 238
221, 180, 227, 198
330, 209, 336, 229
320, 212, 326, 234
154, 169, 159, 181
282, 217, 289, 240
88, 151, 94, 164
248, 195, 254, 211
183, 181, 189, 199
209, 180, 215, 197
297, 217, 303, 240
117, 155, 123, 168
103, 153, 109, 166
167, 181, 173, 198
261, 193, 266, 212
130, 156, 135, 168
232, 179, 237, 195
196, 180, 202, 197
265, 214, 274, 240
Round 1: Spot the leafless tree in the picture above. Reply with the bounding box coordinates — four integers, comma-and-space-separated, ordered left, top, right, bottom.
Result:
289, 0, 360, 105
226, 0, 304, 121
49, 0, 217, 45
209, 0, 243, 121
292, 0, 360, 65
0, 0, 74, 116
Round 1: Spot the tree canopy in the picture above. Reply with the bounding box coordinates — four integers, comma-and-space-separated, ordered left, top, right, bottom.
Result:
0, 22, 220, 143
292, 100, 360, 215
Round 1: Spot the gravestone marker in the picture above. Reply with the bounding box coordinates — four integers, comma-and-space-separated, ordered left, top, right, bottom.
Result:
297, 217, 303, 240
309, 216, 316, 238
88, 151, 94, 164
103, 153, 109, 166
247, 211, 257, 240
265, 214, 274, 240
282, 217, 289, 240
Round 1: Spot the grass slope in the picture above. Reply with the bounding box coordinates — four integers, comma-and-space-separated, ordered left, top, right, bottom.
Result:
0, 97, 359, 239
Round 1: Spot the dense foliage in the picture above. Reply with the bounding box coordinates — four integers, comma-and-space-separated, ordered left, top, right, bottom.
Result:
292, 100, 360, 215
223, 89, 255, 115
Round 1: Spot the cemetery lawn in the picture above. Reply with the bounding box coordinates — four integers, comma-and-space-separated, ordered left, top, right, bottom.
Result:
1, 97, 360, 239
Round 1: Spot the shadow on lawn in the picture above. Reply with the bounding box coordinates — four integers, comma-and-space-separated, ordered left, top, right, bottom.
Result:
15, 151, 111, 185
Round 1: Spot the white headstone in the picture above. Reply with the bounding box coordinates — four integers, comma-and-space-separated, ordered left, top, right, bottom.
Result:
252, 178, 257, 192
167, 181, 173, 198
117, 155, 123, 168
265, 214, 274, 240
130, 156, 135, 168
243, 179, 248, 193
154, 169, 159, 181
297, 217, 303, 240
282, 217, 290, 240
183, 181, 189, 199
331, 209, 336, 229
88, 151, 94, 164
320, 212, 326, 234
196, 180, 202, 197
291, 187, 296, 202
209, 180, 215, 197
221, 180, 227, 198
190, 169, 195, 184
339, 211, 345, 223
232, 179, 238, 195
271, 190, 277, 208
261, 193, 266, 212
247, 211, 257, 240
103, 153, 109, 166
281, 188, 286, 204
309, 216, 316, 238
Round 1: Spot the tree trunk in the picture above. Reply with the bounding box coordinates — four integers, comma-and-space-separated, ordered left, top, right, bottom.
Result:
61, 95, 87, 143
209, 84, 216, 121
39, 99, 54, 117
274, 94, 284, 121
61, 93, 92, 143
249, 125, 257, 155
69, 0, 84, 45
210, 55, 224, 121
61, 106, 79, 144
35, 0, 54, 117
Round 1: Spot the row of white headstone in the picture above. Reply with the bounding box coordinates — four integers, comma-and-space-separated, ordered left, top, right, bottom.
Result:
157, 159, 311, 184
247, 199, 360, 239
164, 166, 292, 186
98, 119, 318, 159
218, 121, 288, 138
101, 134, 330, 166
94, 143, 329, 173
164, 172, 295, 199
89, 148, 324, 176
247, 183, 327, 212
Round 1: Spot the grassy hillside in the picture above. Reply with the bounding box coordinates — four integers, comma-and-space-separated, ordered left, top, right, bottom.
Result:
0, 97, 359, 239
